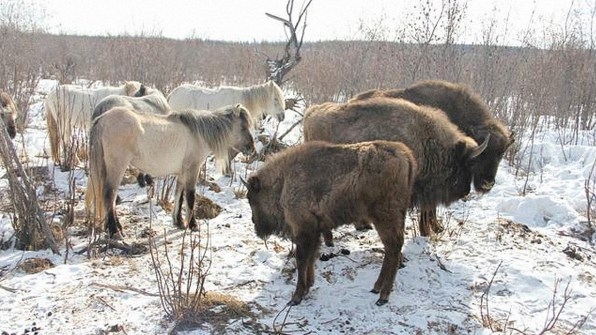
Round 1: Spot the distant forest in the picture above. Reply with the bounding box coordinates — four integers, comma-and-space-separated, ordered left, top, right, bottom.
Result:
2, 1, 596, 154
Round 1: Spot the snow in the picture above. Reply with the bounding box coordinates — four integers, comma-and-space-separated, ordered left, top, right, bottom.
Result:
1, 79, 595, 334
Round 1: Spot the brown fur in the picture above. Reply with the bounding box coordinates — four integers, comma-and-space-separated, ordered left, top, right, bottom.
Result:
350, 80, 514, 233
303, 97, 487, 237
246, 140, 417, 306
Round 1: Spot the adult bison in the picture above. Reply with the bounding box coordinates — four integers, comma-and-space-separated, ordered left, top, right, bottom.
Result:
350, 80, 514, 233
303, 97, 488, 237
245, 140, 416, 306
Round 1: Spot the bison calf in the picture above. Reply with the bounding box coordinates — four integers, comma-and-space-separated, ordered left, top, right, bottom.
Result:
245, 140, 417, 306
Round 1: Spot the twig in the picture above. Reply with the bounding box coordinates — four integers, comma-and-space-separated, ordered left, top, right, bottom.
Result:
91, 282, 159, 297
480, 260, 503, 332
0, 283, 18, 293
435, 255, 452, 273
96, 296, 116, 312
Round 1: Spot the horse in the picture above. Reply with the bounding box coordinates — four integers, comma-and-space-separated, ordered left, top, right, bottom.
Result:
167, 80, 286, 124
85, 104, 255, 239
91, 84, 171, 120
0, 92, 18, 139
44, 81, 142, 170
92, 84, 172, 187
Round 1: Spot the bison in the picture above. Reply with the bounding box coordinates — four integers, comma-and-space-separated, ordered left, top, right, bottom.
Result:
350, 80, 514, 233
244, 140, 417, 306
303, 97, 488, 237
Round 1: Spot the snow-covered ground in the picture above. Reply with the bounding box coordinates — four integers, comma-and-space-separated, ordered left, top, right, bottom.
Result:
0, 80, 595, 334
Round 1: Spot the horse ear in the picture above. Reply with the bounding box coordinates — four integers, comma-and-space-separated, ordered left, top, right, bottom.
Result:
233, 103, 243, 116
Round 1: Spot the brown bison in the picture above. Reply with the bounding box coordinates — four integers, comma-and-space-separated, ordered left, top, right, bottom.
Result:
350, 80, 514, 233
303, 97, 488, 237
244, 140, 417, 306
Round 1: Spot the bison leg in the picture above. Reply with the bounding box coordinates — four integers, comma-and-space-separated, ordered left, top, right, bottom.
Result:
289, 229, 320, 306
419, 206, 443, 236
370, 210, 405, 306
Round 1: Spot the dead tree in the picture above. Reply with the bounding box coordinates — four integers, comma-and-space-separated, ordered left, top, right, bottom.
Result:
264, 0, 313, 86
0, 117, 60, 254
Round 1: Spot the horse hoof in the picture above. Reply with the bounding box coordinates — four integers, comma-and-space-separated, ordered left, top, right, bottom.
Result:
370, 288, 380, 294
144, 175, 154, 186
136, 174, 146, 188
375, 299, 388, 306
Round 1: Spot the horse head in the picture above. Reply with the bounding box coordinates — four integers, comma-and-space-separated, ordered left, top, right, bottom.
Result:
0, 92, 18, 139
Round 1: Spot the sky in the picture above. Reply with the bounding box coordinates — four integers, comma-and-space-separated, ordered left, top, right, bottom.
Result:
0, 79, 595, 334
38, 0, 584, 45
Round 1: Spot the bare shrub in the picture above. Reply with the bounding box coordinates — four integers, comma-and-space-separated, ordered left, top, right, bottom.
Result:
149, 229, 251, 332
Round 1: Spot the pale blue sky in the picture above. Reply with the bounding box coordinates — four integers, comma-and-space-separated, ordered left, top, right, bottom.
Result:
41, 0, 585, 45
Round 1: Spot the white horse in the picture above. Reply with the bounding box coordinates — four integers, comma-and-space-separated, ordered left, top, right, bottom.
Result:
167, 80, 286, 125
85, 104, 255, 238
44, 81, 142, 170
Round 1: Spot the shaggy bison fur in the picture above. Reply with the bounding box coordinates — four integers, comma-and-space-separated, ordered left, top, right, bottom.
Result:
303, 97, 488, 237
350, 80, 514, 232
245, 140, 417, 306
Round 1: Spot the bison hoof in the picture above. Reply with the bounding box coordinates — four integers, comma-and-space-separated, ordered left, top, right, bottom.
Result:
370, 288, 380, 294
324, 240, 334, 247
340, 248, 351, 255
375, 298, 388, 306
115, 195, 122, 205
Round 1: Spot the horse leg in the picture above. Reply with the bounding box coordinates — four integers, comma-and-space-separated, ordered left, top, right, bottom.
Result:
103, 185, 123, 239
185, 187, 197, 231
172, 179, 186, 229
224, 148, 239, 176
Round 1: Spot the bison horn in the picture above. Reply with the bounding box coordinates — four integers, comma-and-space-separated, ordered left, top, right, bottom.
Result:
470, 133, 491, 159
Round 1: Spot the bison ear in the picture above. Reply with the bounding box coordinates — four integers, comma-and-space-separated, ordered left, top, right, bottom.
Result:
247, 176, 260, 193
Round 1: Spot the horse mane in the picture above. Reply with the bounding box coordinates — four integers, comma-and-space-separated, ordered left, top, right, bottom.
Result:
169, 104, 251, 170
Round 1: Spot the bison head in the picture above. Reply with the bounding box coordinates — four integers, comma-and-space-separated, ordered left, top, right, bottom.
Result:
444, 135, 493, 202
244, 175, 287, 240
470, 129, 515, 193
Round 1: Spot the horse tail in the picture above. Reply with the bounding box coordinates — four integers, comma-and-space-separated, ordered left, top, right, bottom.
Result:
85, 121, 106, 221
44, 95, 60, 163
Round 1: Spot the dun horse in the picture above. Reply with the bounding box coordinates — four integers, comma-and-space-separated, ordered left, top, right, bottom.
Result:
0, 92, 18, 139
45, 81, 142, 170
85, 104, 255, 238
92, 85, 171, 119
